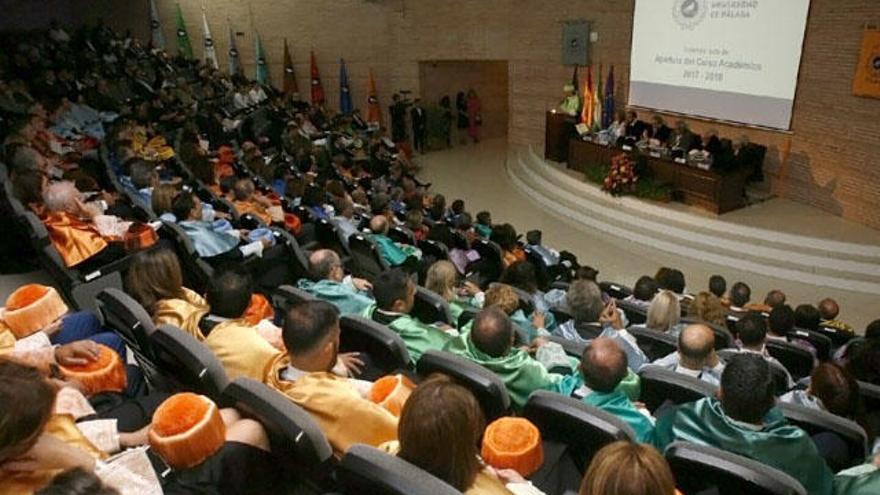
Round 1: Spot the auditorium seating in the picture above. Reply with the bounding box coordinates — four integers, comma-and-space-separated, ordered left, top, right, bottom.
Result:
626, 326, 678, 361
680, 317, 735, 349
348, 233, 389, 280
416, 238, 449, 262
150, 324, 230, 400
777, 402, 869, 469
665, 442, 807, 495
717, 349, 791, 395
638, 365, 717, 413
548, 335, 588, 359
96, 288, 166, 389
411, 286, 454, 325
789, 328, 833, 361
616, 298, 648, 325
471, 238, 504, 284
599, 281, 633, 300
273, 284, 319, 314
336, 444, 460, 495
416, 350, 511, 420
765, 340, 815, 380
339, 315, 411, 378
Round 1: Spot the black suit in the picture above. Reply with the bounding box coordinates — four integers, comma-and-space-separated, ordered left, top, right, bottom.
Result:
410, 105, 427, 153
652, 124, 671, 143
625, 120, 648, 140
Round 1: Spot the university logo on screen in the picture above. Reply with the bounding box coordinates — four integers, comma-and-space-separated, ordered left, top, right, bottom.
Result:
672, 0, 708, 30
674, 1, 761, 29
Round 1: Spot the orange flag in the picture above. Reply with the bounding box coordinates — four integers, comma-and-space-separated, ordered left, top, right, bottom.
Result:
366, 69, 381, 125
581, 65, 594, 125
852, 28, 880, 98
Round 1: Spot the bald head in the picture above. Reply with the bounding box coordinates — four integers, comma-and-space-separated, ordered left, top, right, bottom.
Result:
818, 298, 839, 320
764, 290, 786, 309
581, 337, 628, 393
470, 307, 513, 358
308, 249, 343, 281
678, 324, 715, 370
369, 214, 389, 235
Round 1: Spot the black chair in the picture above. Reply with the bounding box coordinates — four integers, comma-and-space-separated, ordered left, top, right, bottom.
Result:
548, 335, 587, 359
524, 246, 553, 291
416, 350, 510, 420
616, 299, 647, 325
857, 380, 880, 413
470, 238, 504, 284
416, 239, 449, 261
666, 442, 807, 495
388, 225, 415, 246
717, 349, 791, 395
549, 306, 573, 325
789, 328, 832, 361
525, 390, 636, 474
315, 217, 352, 258
681, 317, 736, 350
336, 444, 460, 495
339, 315, 411, 373
158, 220, 214, 292
221, 378, 334, 486
599, 281, 633, 300
638, 365, 718, 413
457, 307, 480, 329
348, 233, 389, 281
507, 285, 536, 314
149, 324, 230, 400
765, 340, 815, 380
411, 286, 454, 325
816, 325, 855, 348
777, 402, 868, 468
96, 289, 167, 389
272, 284, 318, 316
627, 327, 678, 361
37, 243, 128, 316
271, 227, 312, 281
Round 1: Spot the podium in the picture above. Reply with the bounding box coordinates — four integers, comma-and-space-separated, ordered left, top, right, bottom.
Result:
544, 111, 577, 163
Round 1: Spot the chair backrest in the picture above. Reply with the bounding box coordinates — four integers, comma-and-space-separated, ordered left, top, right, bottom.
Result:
599, 281, 633, 300
221, 378, 333, 478
765, 340, 814, 380
616, 299, 647, 325
816, 325, 855, 348
388, 225, 415, 246
96, 288, 166, 387
471, 239, 504, 284
627, 326, 678, 362
665, 441, 807, 495
457, 307, 480, 329
271, 227, 311, 280
638, 365, 718, 413
717, 349, 791, 395
339, 315, 411, 374
789, 328, 832, 362
20, 211, 50, 245
273, 285, 318, 316
548, 335, 588, 359
412, 286, 454, 325
315, 217, 351, 256
337, 444, 460, 495
348, 233, 389, 281
777, 402, 868, 467
149, 324, 230, 400
157, 221, 214, 292
523, 247, 552, 291
416, 239, 449, 261
416, 350, 511, 420
524, 390, 636, 472
857, 380, 880, 413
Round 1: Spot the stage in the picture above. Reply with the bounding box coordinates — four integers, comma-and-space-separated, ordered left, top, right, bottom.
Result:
415, 138, 880, 332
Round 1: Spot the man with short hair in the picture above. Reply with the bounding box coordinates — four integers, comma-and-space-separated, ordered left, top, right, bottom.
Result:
655, 353, 833, 495
444, 307, 563, 409
652, 324, 724, 386
558, 337, 655, 444
297, 249, 374, 315
265, 300, 398, 455
362, 268, 452, 364
793, 304, 822, 332
727, 281, 751, 316
734, 313, 794, 388
818, 298, 854, 334
764, 290, 787, 310
368, 214, 419, 269
623, 275, 657, 311
708, 275, 727, 304
232, 177, 275, 225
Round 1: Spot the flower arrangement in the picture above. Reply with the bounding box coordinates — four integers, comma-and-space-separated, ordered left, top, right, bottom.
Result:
602, 153, 639, 196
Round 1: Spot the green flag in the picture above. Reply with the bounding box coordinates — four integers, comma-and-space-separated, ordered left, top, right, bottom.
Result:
175, 3, 193, 59
254, 34, 268, 84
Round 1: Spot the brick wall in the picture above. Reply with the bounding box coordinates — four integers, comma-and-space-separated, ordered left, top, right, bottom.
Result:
117, 0, 880, 229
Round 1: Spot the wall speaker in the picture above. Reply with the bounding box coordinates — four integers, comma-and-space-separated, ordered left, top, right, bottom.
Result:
562, 21, 591, 66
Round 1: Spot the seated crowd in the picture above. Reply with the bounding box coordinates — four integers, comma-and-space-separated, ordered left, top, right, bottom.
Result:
1, 22, 879, 495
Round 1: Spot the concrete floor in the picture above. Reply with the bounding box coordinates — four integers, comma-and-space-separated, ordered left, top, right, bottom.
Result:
416, 137, 880, 333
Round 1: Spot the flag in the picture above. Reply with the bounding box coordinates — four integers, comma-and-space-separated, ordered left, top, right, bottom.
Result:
571, 65, 579, 92
581, 65, 594, 125
174, 3, 193, 59
339, 59, 353, 114
366, 69, 381, 125
310, 51, 325, 105
282, 39, 298, 96
149, 0, 165, 50
201, 10, 218, 69
603, 65, 615, 128
593, 65, 604, 131
254, 34, 268, 84
227, 21, 242, 76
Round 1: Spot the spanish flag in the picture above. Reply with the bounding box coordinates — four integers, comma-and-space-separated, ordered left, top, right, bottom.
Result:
581, 65, 594, 125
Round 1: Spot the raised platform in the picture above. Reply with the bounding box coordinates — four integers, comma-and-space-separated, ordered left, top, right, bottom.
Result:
507, 146, 880, 295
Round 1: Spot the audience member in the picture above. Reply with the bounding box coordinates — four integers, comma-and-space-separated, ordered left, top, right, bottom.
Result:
708, 274, 727, 300
734, 312, 794, 389
622, 275, 657, 311
653, 324, 724, 386
795, 304, 822, 331
819, 298, 854, 334
579, 441, 676, 495
687, 291, 727, 327
297, 249, 374, 315
640, 290, 684, 336
424, 260, 481, 322
727, 281, 751, 315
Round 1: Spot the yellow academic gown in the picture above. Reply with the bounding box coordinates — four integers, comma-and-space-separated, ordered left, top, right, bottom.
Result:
0, 415, 105, 495
264, 354, 398, 456
153, 288, 210, 340
41, 212, 108, 268
232, 200, 273, 225
203, 318, 282, 381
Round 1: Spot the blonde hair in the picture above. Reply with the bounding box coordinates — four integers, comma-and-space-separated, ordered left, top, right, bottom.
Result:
483, 284, 519, 315
425, 261, 457, 303
580, 441, 676, 495
646, 290, 681, 332
688, 292, 726, 327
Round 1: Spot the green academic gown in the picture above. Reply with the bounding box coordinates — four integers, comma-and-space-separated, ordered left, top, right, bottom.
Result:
556, 373, 655, 444
362, 304, 451, 364
297, 279, 374, 316
370, 234, 412, 267
654, 398, 833, 495
833, 464, 880, 495
443, 328, 564, 409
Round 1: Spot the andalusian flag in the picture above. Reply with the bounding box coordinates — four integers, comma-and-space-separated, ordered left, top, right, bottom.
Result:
310, 51, 325, 105
227, 21, 242, 76
593, 65, 604, 131
254, 34, 268, 84
149, 0, 165, 50
201, 10, 218, 69
282, 39, 298, 96
366, 69, 381, 125
174, 3, 193, 59
339, 59, 353, 114
603, 65, 615, 128
581, 65, 594, 125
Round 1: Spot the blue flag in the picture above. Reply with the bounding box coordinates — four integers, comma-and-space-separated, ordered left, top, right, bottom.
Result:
603, 65, 615, 129
339, 58, 353, 114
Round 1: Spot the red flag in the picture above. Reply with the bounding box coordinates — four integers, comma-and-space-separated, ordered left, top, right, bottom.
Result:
282, 39, 298, 96
310, 51, 324, 105
581, 65, 594, 125
366, 69, 381, 125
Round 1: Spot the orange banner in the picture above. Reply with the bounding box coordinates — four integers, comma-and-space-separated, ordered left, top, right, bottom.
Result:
853, 28, 880, 98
